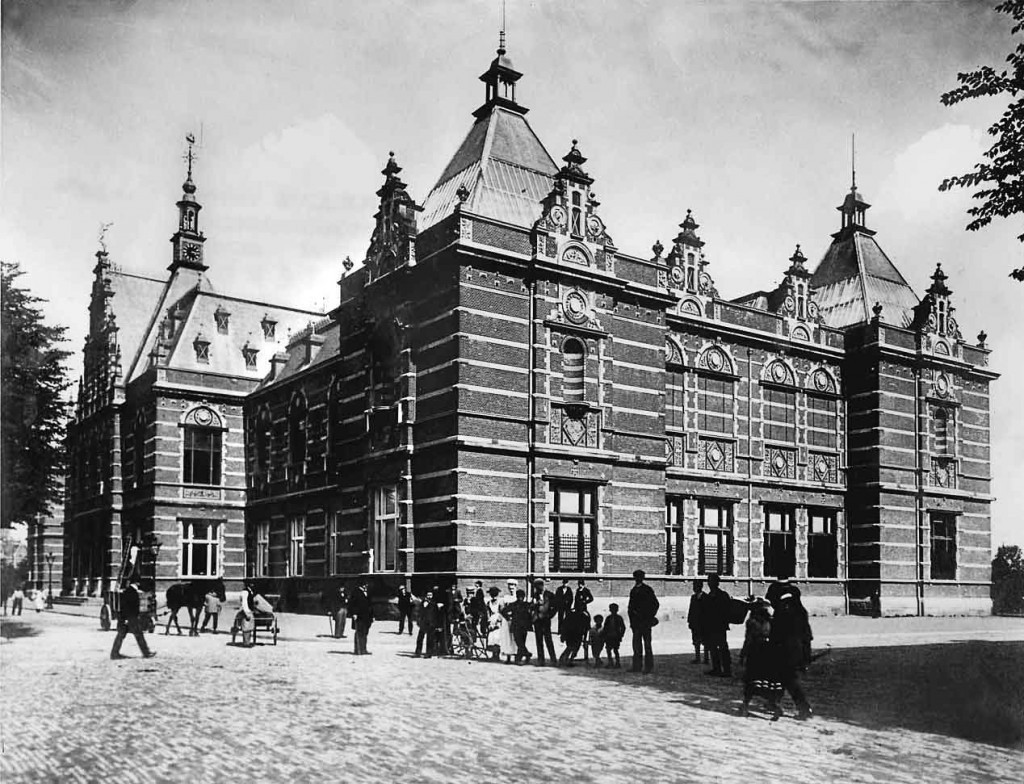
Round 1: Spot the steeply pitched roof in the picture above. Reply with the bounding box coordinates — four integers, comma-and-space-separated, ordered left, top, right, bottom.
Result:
105, 269, 167, 372
420, 106, 558, 230
811, 231, 919, 329
256, 318, 341, 390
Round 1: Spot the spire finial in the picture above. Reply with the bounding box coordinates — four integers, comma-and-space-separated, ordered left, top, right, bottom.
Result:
851, 132, 856, 191
185, 132, 197, 180
98, 221, 114, 254
498, 0, 507, 54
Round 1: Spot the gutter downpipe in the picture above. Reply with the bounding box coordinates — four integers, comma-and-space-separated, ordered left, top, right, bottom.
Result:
526, 273, 537, 584
914, 356, 925, 617
747, 347, 754, 598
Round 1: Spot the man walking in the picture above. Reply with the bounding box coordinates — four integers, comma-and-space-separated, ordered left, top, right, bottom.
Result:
627, 569, 659, 673
554, 578, 573, 633
531, 578, 557, 665
702, 573, 732, 677
347, 579, 374, 655
110, 580, 155, 660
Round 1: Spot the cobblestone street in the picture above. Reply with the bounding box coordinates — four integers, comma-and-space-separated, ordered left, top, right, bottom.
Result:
1, 611, 1022, 783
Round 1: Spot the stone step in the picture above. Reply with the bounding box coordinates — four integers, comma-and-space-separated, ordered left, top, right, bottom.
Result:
51, 596, 94, 607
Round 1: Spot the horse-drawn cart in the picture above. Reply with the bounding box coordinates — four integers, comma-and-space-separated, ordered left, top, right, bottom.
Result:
230, 593, 279, 646
100, 533, 160, 633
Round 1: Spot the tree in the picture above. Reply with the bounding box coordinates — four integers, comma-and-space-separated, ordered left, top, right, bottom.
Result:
939, 0, 1024, 281
991, 544, 1024, 615
1, 262, 71, 528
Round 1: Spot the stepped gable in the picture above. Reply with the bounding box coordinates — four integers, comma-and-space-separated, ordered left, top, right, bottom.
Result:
419, 36, 558, 231
810, 181, 919, 328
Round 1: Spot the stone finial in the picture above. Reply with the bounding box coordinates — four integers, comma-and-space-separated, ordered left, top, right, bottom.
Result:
343, 255, 354, 272
872, 301, 883, 319
456, 184, 470, 203
977, 330, 987, 348
652, 240, 664, 259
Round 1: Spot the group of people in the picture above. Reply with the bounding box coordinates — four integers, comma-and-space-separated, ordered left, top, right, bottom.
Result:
4, 584, 46, 615
406, 569, 661, 674
688, 573, 815, 720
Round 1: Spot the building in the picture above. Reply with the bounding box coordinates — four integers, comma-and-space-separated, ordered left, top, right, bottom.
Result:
65, 37, 997, 615
62, 143, 321, 599
239, 38, 997, 615
26, 492, 64, 598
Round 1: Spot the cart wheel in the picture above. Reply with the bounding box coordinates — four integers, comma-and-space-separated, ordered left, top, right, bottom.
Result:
100, 604, 112, 631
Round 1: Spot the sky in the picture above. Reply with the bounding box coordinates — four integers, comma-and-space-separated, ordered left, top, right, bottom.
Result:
2, 0, 1021, 549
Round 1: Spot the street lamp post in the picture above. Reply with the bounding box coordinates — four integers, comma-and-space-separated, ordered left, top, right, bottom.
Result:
44, 552, 55, 609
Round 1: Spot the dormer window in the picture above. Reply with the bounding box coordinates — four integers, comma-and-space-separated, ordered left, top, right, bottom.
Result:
193, 334, 210, 364
242, 343, 258, 370
685, 252, 697, 291
261, 317, 277, 341
571, 191, 582, 237
214, 307, 230, 334
796, 282, 807, 320
937, 299, 947, 335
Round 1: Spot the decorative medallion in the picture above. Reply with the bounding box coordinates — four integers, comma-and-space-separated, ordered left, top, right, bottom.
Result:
812, 369, 831, 392
562, 289, 590, 325
807, 301, 820, 321
784, 295, 796, 313
708, 443, 725, 469
586, 215, 603, 237
670, 266, 684, 285
772, 362, 787, 383
706, 348, 725, 372
811, 453, 838, 483
680, 299, 702, 317
698, 271, 715, 296
563, 417, 586, 445
935, 373, 950, 397
550, 206, 567, 227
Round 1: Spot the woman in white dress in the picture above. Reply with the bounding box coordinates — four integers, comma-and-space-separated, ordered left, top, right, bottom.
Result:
484, 586, 503, 660
496, 579, 519, 663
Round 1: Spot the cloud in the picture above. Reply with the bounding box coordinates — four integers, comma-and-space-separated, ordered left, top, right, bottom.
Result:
877, 124, 985, 223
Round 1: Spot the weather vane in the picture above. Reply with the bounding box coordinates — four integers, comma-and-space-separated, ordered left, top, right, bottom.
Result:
98, 221, 114, 253
184, 132, 198, 179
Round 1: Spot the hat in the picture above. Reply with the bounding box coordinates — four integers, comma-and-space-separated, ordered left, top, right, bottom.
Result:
532, 578, 544, 586
487, 586, 500, 597
632, 569, 646, 580
506, 578, 517, 586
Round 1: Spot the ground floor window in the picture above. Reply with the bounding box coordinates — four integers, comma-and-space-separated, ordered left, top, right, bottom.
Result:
698, 501, 732, 576
329, 511, 343, 575
763, 506, 796, 578
289, 516, 305, 577
808, 509, 838, 578
548, 484, 598, 573
665, 497, 684, 575
372, 486, 399, 572
255, 520, 269, 577
930, 513, 957, 579
181, 521, 219, 578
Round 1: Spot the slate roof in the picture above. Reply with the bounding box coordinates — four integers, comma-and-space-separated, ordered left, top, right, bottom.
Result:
420, 106, 558, 230
255, 317, 340, 390
810, 230, 919, 329
105, 269, 167, 372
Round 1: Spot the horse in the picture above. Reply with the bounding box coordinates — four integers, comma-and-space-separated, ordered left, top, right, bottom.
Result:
165, 578, 226, 637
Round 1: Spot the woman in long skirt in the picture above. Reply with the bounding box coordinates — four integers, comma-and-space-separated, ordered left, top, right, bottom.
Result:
496, 579, 519, 663
740, 599, 783, 717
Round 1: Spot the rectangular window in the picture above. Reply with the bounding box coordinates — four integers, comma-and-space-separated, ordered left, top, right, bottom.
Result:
255, 520, 270, 577
932, 407, 953, 455
329, 511, 343, 576
807, 394, 837, 449
183, 427, 222, 485
763, 506, 796, 577
764, 387, 796, 442
808, 509, 837, 578
665, 497, 684, 575
181, 521, 219, 578
666, 369, 685, 432
548, 484, 598, 573
289, 516, 305, 577
698, 501, 732, 576
930, 513, 956, 580
372, 486, 399, 572
698, 375, 733, 434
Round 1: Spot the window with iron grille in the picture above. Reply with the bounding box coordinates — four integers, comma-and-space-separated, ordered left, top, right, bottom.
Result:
548, 484, 598, 573
807, 394, 837, 449
930, 513, 956, 580
255, 520, 270, 577
665, 497, 685, 575
181, 521, 219, 578
763, 506, 796, 577
697, 375, 733, 434
808, 509, 837, 578
183, 426, 221, 485
764, 387, 796, 442
698, 501, 732, 576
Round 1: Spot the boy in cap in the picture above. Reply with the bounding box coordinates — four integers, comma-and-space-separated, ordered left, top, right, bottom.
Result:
602, 603, 626, 668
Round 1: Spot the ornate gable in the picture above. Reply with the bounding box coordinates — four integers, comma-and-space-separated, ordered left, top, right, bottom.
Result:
911, 263, 963, 346
532, 140, 617, 274
768, 245, 824, 325
659, 210, 719, 308
363, 152, 422, 285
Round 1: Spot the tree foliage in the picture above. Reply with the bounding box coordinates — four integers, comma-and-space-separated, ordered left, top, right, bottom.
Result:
1, 262, 71, 527
991, 544, 1024, 614
939, 0, 1024, 281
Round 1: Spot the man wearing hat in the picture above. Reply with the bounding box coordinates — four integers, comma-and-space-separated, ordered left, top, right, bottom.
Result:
347, 578, 374, 655
627, 569, 659, 673
531, 578, 557, 665
554, 578, 573, 633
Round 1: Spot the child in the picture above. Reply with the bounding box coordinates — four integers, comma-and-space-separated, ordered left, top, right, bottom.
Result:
589, 614, 605, 666
200, 590, 222, 633
602, 603, 626, 669
740, 598, 782, 717
687, 579, 708, 664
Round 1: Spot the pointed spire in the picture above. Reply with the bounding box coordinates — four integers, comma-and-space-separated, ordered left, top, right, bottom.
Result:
558, 139, 593, 184
169, 132, 207, 272
674, 209, 705, 249
786, 244, 809, 277
927, 262, 951, 296
474, 17, 526, 119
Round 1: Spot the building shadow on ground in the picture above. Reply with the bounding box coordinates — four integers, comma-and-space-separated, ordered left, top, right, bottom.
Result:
533, 640, 1023, 750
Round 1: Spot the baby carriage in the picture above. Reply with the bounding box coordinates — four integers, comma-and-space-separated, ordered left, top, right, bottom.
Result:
450, 614, 490, 659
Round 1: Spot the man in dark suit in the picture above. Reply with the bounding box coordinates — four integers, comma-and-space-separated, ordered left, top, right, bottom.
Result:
347, 579, 374, 655
530, 578, 557, 665
702, 573, 732, 676
396, 586, 415, 635
573, 578, 594, 615
110, 580, 156, 660
554, 578, 573, 633
627, 569, 659, 673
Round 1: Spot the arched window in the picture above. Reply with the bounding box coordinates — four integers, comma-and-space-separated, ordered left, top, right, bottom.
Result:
562, 338, 586, 403
289, 396, 307, 467
182, 407, 223, 486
